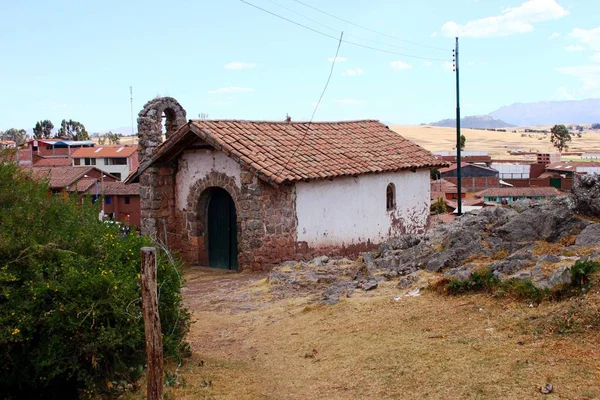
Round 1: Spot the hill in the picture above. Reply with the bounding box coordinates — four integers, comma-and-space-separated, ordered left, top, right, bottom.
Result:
428, 115, 514, 129
490, 98, 600, 126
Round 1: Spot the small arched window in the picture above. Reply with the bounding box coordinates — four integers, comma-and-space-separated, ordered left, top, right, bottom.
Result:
386, 183, 396, 211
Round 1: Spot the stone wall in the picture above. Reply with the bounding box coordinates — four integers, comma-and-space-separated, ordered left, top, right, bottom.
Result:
180, 168, 297, 270
137, 97, 187, 237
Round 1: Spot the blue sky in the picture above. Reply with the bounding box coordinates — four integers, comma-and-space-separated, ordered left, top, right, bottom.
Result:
1, 0, 599, 132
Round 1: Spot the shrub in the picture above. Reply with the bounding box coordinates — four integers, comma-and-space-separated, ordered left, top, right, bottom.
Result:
0, 162, 190, 398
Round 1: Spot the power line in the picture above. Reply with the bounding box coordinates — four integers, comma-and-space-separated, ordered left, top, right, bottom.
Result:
276, 31, 344, 180
239, 0, 448, 62
264, 0, 445, 56
291, 0, 448, 51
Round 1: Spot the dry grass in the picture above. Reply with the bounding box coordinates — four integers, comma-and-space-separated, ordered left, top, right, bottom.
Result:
391, 125, 600, 158
133, 269, 600, 400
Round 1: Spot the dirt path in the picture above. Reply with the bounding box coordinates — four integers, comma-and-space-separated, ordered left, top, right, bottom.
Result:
166, 268, 600, 400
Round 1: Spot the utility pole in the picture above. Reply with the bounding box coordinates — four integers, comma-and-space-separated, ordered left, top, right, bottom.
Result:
130, 86, 134, 136
453, 37, 462, 216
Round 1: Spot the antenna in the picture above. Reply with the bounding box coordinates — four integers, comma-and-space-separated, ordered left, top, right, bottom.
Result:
130, 86, 134, 136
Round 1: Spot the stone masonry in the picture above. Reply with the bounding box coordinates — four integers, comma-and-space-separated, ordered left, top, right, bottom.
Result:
137, 97, 187, 239
179, 168, 297, 270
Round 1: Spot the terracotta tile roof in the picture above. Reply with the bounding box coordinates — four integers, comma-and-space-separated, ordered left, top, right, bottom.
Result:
71, 145, 137, 158
34, 157, 73, 167
430, 179, 466, 194
99, 182, 140, 196
131, 120, 447, 185
476, 187, 562, 198
72, 178, 97, 193
438, 162, 498, 174
26, 166, 94, 189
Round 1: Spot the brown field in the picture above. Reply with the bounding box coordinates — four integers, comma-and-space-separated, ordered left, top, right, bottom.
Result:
391, 125, 600, 159
138, 269, 600, 400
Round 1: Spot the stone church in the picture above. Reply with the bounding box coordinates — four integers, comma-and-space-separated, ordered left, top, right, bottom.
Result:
128, 97, 445, 270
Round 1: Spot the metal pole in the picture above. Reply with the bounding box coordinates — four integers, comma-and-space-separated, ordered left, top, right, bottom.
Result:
454, 37, 462, 216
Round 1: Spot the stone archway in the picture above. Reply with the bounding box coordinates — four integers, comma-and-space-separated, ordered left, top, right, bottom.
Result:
186, 171, 243, 268
137, 97, 187, 237
137, 97, 187, 164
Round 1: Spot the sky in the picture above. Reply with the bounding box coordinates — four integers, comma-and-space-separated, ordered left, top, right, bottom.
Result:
1, 0, 599, 133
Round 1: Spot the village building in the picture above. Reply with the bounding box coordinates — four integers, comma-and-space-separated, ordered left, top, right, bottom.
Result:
86, 181, 141, 227
128, 97, 445, 270
430, 178, 466, 201
71, 145, 139, 181
475, 187, 562, 204
25, 138, 95, 158
26, 165, 118, 196
438, 162, 500, 191
0, 140, 16, 149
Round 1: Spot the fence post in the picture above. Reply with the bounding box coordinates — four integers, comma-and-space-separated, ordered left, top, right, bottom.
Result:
140, 247, 163, 400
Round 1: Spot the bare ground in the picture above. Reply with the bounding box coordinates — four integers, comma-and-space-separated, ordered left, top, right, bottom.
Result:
155, 268, 600, 400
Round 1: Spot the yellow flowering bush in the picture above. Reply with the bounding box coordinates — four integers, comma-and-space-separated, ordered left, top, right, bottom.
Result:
0, 162, 190, 398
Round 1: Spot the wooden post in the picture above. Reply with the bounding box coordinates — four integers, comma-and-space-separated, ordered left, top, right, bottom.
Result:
140, 247, 163, 400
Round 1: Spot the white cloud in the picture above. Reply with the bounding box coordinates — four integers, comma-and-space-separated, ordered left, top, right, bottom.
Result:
555, 65, 600, 96
592, 53, 600, 63
342, 68, 364, 76
390, 61, 413, 70
468, 61, 476, 66
430, 31, 438, 37
551, 86, 574, 100
224, 61, 256, 70
440, 0, 569, 38
443, 61, 454, 72
337, 98, 365, 105
549, 32, 561, 39
569, 26, 600, 51
565, 44, 585, 52
208, 86, 254, 94
209, 98, 236, 106
328, 56, 347, 62
423, 61, 432, 67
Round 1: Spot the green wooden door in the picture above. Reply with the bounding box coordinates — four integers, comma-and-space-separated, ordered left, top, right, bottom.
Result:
208, 189, 238, 269
549, 178, 561, 189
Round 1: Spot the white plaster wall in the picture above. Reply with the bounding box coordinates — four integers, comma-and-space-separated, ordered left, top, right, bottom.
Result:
176, 149, 242, 210
295, 169, 430, 248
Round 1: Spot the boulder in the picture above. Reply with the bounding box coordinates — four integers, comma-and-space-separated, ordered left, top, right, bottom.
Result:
575, 224, 600, 246
549, 265, 572, 288
490, 252, 534, 275
310, 255, 330, 266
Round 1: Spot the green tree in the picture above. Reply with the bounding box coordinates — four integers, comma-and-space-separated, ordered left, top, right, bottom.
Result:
0, 162, 190, 398
97, 132, 120, 145
459, 134, 466, 151
0, 128, 28, 145
58, 119, 90, 141
32, 120, 54, 139
550, 124, 572, 153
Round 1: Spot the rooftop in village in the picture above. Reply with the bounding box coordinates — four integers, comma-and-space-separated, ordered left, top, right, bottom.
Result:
475, 187, 562, 198
131, 119, 447, 184
546, 161, 600, 170
71, 145, 137, 158
438, 162, 498, 174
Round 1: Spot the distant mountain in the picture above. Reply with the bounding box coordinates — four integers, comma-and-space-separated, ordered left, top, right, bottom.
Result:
428, 115, 514, 129
489, 99, 600, 126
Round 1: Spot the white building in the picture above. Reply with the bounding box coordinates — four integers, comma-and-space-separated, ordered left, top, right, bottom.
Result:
71, 146, 139, 181
129, 107, 446, 270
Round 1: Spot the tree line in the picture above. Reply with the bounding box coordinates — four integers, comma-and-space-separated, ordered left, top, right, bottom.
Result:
0, 119, 120, 145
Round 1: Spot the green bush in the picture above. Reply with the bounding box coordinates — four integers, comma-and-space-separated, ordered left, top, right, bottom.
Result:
0, 162, 190, 398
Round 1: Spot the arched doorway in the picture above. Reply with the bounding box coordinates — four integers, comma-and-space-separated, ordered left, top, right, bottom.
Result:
207, 188, 238, 269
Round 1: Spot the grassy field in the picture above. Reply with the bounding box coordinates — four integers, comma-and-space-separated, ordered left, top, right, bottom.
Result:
143, 269, 600, 400
391, 125, 600, 159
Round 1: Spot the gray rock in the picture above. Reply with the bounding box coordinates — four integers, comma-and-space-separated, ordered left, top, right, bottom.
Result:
575, 224, 600, 246
537, 254, 561, 264
397, 272, 419, 289
491, 252, 534, 275
361, 279, 379, 291
310, 255, 330, 266
321, 280, 359, 305
549, 265, 572, 287
572, 174, 600, 218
